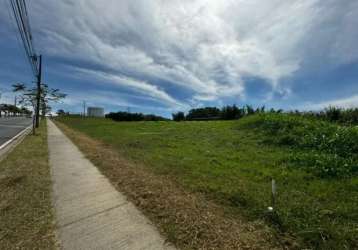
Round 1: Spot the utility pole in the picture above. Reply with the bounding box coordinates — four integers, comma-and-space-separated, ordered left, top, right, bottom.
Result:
83, 101, 86, 118
35, 55, 42, 128
0, 92, 2, 118
14, 95, 17, 117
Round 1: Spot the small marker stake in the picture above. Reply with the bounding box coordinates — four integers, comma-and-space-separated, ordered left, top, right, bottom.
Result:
271, 179, 276, 211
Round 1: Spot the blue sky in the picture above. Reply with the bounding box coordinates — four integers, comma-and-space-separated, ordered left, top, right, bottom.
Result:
1, 0, 358, 117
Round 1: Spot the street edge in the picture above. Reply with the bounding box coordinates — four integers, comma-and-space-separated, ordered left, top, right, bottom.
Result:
0, 125, 32, 161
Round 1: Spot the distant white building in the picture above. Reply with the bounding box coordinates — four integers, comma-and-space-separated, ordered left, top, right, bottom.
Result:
87, 107, 104, 117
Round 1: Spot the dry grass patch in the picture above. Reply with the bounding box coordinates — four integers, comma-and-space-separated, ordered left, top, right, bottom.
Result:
55, 121, 295, 250
0, 120, 56, 249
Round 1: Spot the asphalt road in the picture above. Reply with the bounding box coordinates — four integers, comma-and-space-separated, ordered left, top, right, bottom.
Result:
0, 117, 32, 146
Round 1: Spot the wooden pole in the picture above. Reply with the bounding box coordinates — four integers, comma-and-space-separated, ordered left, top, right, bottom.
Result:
35, 55, 42, 128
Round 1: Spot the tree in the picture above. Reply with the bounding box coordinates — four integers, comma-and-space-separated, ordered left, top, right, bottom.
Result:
12, 83, 36, 114
57, 109, 66, 116
186, 107, 221, 120
325, 106, 342, 122
13, 83, 65, 134
12, 83, 66, 118
105, 111, 167, 121
20, 107, 32, 116
220, 105, 244, 120
0, 103, 30, 117
245, 105, 255, 115
39, 84, 66, 116
172, 111, 185, 121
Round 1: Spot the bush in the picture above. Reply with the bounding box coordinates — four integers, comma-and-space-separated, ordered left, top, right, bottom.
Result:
243, 113, 358, 178
292, 106, 358, 125
325, 106, 342, 122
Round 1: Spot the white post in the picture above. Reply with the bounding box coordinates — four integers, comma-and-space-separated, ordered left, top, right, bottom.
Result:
271, 179, 276, 210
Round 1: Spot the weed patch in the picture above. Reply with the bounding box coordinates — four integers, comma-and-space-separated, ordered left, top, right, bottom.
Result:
242, 113, 358, 178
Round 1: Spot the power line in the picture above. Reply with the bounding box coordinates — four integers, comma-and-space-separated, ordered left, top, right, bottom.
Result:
9, 0, 38, 78
9, 0, 43, 131
5, 0, 29, 74
21, 0, 36, 55
11, 2, 37, 77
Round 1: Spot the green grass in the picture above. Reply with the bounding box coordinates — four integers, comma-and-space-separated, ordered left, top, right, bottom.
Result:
56, 115, 358, 249
243, 113, 358, 178
0, 120, 56, 249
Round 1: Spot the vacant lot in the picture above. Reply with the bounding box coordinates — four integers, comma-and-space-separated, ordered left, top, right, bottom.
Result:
0, 120, 56, 249
56, 114, 358, 249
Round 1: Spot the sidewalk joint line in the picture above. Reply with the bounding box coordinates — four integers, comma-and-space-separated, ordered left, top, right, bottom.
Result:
59, 202, 129, 229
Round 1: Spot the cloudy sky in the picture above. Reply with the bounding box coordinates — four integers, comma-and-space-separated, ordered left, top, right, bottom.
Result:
1, 0, 358, 117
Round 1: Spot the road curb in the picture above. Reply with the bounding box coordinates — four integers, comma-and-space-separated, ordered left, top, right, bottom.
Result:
0, 125, 32, 162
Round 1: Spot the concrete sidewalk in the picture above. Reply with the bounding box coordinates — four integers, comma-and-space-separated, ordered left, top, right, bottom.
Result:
47, 119, 175, 250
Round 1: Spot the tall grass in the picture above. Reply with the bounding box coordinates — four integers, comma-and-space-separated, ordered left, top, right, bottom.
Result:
243, 113, 358, 178
311, 106, 358, 125
56, 115, 358, 249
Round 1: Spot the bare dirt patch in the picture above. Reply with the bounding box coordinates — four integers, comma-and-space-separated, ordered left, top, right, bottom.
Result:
55, 121, 296, 249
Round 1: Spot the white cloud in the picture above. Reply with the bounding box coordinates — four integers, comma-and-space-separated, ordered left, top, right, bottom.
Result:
2, 0, 357, 108
306, 94, 358, 110
0, 83, 15, 105
57, 89, 175, 115
73, 67, 187, 109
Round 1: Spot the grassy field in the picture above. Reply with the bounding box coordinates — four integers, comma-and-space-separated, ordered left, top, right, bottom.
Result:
56, 114, 358, 249
0, 120, 56, 249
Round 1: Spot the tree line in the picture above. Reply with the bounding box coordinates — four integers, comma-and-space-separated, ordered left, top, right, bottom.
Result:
57, 104, 358, 126
173, 105, 358, 125
106, 111, 169, 121
0, 104, 31, 117
289, 106, 358, 125
172, 105, 272, 121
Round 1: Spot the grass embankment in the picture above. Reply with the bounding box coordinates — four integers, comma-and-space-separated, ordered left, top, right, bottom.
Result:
56, 115, 358, 249
0, 120, 56, 249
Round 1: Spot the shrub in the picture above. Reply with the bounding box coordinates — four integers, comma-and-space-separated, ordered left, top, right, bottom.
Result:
294, 107, 358, 125
243, 113, 358, 178
325, 106, 342, 122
